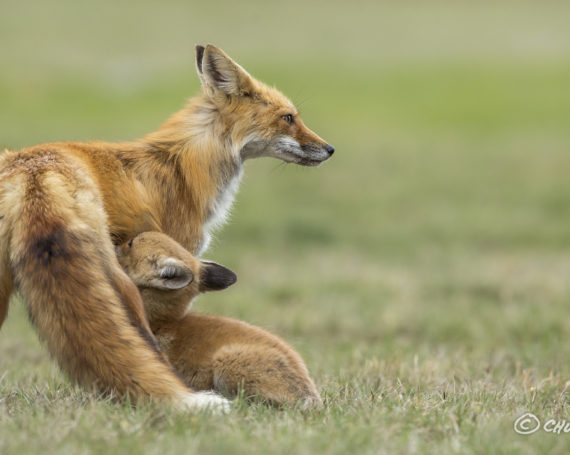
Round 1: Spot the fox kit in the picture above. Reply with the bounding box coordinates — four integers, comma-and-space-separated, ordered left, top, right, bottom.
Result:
0, 44, 332, 408
117, 231, 322, 408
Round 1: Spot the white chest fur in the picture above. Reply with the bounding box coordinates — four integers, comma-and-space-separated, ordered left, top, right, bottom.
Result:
198, 168, 243, 256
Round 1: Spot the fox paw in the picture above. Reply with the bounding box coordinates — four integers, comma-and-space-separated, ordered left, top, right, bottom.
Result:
301, 394, 324, 410
178, 391, 231, 414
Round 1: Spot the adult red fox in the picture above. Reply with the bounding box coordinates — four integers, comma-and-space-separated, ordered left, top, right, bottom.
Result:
116, 231, 322, 409
0, 44, 332, 410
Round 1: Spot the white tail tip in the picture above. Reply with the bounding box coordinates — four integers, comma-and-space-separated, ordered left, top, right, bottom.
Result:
177, 391, 231, 414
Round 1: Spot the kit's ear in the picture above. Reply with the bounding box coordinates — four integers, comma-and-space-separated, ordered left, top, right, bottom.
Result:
148, 257, 194, 290
195, 44, 255, 97
199, 261, 237, 292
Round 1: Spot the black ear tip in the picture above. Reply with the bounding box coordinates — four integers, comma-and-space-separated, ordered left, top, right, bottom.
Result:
215, 265, 237, 288
201, 262, 238, 290
195, 45, 205, 72
227, 269, 238, 286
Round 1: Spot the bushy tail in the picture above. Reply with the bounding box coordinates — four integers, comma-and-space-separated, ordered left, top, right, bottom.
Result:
0, 159, 228, 411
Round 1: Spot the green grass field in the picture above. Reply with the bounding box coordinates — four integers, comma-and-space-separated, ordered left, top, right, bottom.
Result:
1, 1, 569, 453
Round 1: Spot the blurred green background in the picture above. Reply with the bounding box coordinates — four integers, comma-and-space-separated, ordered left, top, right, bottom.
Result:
1, 1, 569, 453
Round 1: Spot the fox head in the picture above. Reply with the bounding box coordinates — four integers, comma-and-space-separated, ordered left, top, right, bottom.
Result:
116, 232, 237, 323
195, 44, 335, 166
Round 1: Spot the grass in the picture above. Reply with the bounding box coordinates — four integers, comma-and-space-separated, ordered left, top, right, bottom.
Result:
1, 1, 569, 453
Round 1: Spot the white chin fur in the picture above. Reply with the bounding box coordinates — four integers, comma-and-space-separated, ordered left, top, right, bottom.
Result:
241, 135, 328, 165
176, 391, 231, 414
271, 136, 329, 165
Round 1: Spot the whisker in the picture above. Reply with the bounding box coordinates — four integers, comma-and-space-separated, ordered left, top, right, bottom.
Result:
269, 161, 287, 175
295, 96, 313, 110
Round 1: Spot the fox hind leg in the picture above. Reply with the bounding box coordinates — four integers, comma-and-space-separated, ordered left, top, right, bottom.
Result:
6, 177, 228, 411
212, 344, 322, 409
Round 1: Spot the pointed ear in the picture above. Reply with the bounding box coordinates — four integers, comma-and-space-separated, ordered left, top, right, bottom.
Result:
195, 44, 206, 82
199, 261, 237, 292
149, 257, 194, 290
195, 44, 254, 97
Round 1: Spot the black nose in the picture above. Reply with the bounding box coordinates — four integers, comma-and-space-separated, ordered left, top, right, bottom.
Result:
325, 144, 335, 156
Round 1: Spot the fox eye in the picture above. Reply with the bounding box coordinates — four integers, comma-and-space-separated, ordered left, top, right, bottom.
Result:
128, 238, 134, 248
281, 114, 294, 125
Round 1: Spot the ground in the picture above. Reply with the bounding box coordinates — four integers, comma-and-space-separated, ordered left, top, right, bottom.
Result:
0, 1, 569, 453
